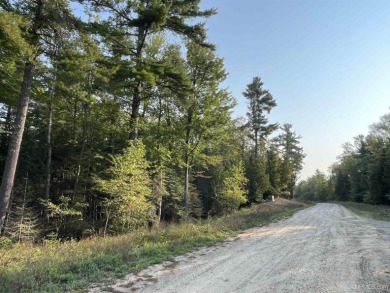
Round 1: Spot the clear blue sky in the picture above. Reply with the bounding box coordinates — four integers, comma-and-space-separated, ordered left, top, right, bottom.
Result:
200, 0, 390, 180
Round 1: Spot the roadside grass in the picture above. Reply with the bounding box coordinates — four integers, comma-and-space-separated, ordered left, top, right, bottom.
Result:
336, 201, 390, 221
0, 199, 308, 293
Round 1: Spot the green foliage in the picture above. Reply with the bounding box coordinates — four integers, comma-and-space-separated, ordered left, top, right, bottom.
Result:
0, 0, 310, 250
216, 162, 248, 214
295, 170, 330, 201
0, 199, 307, 293
243, 76, 277, 158
296, 111, 390, 206
333, 166, 350, 201
97, 141, 152, 232
0, 11, 33, 57
266, 146, 282, 194
0, 12, 26, 106
4, 179, 40, 243
273, 124, 305, 198
161, 168, 185, 222
0, 236, 12, 249
337, 201, 390, 222
245, 156, 271, 202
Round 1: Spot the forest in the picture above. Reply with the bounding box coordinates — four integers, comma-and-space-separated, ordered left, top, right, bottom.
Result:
295, 111, 390, 205
0, 0, 306, 242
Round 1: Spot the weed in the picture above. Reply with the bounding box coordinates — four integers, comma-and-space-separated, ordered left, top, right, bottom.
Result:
336, 201, 390, 222
0, 198, 308, 293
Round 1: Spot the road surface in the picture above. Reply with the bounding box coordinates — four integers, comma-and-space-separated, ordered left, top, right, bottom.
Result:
91, 203, 390, 293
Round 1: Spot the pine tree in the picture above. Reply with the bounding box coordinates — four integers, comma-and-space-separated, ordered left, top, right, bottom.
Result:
83, 0, 216, 140
334, 167, 350, 201
5, 175, 39, 243
266, 144, 282, 195
0, 0, 79, 231
274, 124, 305, 198
245, 154, 270, 202
243, 76, 277, 159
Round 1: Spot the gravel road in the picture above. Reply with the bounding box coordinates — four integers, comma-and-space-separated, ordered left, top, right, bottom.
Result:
92, 203, 390, 293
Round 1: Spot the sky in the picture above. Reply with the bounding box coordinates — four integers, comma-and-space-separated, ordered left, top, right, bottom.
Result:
198, 0, 390, 180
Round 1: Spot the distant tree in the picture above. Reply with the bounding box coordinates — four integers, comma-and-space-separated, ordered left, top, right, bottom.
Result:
274, 124, 305, 198
243, 77, 277, 159
332, 165, 350, 201
245, 154, 270, 202
266, 144, 282, 195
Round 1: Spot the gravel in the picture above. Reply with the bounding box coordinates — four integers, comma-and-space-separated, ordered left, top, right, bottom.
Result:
91, 203, 390, 293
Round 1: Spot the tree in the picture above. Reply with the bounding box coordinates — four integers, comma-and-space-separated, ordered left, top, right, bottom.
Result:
246, 158, 270, 202
274, 124, 305, 198
215, 162, 247, 214
181, 42, 235, 218
332, 165, 350, 201
295, 170, 329, 202
3, 174, 39, 243
0, 0, 78, 231
266, 144, 282, 195
96, 141, 152, 233
83, 0, 216, 140
243, 76, 277, 159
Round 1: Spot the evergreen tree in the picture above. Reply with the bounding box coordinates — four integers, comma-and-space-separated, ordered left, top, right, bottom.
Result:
0, 0, 79, 231
3, 175, 39, 243
97, 141, 152, 233
180, 42, 235, 218
83, 0, 216, 140
243, 76, 277, 159
245, 154, 270, 202
274, 124, 305, 198
266, 144, 282, 195
333, 166, 350, 201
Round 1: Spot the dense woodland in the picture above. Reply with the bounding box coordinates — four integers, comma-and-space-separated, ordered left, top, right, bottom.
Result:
295, 111, 390, 206
0, 0, 306, 241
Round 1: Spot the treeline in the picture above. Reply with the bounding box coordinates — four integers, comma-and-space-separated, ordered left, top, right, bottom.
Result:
295, 111, 390, 205
0, 0, 304, 241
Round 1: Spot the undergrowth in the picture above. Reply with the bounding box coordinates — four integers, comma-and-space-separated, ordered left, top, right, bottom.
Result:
0, 199, 308, 293
336, 201, 390, 222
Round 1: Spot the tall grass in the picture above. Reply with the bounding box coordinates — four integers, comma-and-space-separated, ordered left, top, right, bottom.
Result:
0, 199, 307, 293
336, 201, 390, 221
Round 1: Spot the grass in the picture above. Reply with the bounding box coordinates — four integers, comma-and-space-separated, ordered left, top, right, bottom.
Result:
0, 198, 309, 293
336, 201, 390, 222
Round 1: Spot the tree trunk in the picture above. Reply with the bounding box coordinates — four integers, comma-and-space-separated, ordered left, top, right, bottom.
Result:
74, 101, 88, 196
18, 174, 28, 243
157, 168, 163, 222
0, 61, 35, 231
44, 101, 53, 222
157, 96, 163, 222
44, 67, 57, 222
254, 128, 259, 159
129, 82, 141, 140
184, 106, 193, 220
129, 26, 147, 141
184, 158, 189, 220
